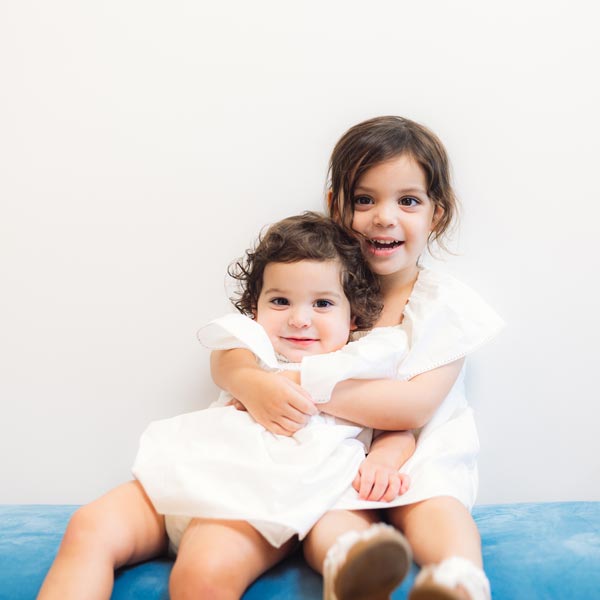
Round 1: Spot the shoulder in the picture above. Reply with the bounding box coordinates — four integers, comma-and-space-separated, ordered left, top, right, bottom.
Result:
406, 268, 504, 330
409, 268, 491, 307
398, 268, 504, 379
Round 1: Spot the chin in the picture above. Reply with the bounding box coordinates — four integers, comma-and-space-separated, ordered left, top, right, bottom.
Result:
287, 349, 311, 362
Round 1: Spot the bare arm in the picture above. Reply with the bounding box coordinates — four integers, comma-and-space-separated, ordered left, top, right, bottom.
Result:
319, 358, 465, 430
210, 349, 317, 436
367, 430, 416, 471
353, 431, 415, 501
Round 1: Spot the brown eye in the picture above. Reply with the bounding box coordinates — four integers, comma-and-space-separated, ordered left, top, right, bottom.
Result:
314, 299, 333, 308
353, 196, 373, 205
399, 197, 419, 207
270, 297, 289, 306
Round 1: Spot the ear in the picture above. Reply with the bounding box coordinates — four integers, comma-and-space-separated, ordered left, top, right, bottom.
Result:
349, 316, 358, 331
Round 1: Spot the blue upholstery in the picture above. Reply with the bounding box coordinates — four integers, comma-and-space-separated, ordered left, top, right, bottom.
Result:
1, 502, 598, 599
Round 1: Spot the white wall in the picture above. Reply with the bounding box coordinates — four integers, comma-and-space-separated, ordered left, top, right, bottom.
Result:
1, 0, 599, 505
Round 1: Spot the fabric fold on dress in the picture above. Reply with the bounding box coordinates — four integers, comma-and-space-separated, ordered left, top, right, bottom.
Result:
133, 314, 407, 549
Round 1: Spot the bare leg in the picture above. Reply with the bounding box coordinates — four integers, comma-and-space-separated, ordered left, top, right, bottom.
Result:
388, 496, 482, 568
305, 509, 412, 600
303, 509, 379, 573
389, 497, 485, 599
169, 518, 294, 600
37, 481, 167, 600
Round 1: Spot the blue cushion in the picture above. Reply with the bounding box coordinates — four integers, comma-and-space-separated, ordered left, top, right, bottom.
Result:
1, 502, 599, 599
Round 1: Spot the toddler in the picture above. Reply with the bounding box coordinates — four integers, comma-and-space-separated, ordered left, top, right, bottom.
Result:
38, 212, 415, 600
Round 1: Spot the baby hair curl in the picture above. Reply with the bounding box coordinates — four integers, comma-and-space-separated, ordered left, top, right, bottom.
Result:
229, 212, 383, 331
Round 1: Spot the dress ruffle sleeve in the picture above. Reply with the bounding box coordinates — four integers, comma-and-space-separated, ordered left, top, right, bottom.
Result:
196, 313, 279, 370
300, 328, 409, 403
397, 269, 505, 380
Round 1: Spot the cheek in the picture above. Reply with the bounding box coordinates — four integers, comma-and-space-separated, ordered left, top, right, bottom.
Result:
328, 317, 353, 346
407, 217, 434, 242
351, 212, 366, 233
255, 313, 279, 338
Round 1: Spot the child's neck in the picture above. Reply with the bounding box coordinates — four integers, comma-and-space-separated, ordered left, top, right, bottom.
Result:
376, 266, 420, 327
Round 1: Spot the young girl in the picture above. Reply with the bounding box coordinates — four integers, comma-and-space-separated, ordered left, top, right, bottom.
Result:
37, 212, 414, 600
211, 116, 504, 600
132, 212, 415, 551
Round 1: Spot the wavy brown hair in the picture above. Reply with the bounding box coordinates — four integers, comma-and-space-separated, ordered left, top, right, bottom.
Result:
328, 116, 458, 251
229, 212, 382, 330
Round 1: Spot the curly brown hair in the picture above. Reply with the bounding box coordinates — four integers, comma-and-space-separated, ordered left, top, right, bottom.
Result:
228, 212, 382, 330
328, 116, 458, 251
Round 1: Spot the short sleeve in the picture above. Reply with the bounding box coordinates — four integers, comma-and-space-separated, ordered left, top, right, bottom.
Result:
397, 269, 505, 380
301, 327, 409, 403
197, 313, 279, 370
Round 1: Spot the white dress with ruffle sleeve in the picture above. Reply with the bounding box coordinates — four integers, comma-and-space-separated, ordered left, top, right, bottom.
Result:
132, 314, 408, 549
301, 268, 504, 512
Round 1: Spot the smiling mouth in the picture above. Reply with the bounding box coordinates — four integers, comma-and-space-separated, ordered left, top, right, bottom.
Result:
367, 239, 404, 249
283, 337, 318, 345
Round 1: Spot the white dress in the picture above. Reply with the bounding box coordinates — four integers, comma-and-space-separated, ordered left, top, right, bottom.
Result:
132, 314, 409, 549
301, 268, 504, 512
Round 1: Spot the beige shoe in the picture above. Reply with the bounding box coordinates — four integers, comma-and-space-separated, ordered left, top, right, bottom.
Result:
408, 557, 491, 600
323, 523, 412, 600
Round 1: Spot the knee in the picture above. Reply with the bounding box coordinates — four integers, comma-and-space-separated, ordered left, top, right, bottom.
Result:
60, 504, 127, 563
388, 496, 467, 528
60, 506, 106, 552
169, 555, 244, 600
303, 510, 378, 572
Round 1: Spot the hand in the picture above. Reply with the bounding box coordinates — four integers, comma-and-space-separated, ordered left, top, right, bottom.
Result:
232, 370, 317, 437
352, 459, 410, 502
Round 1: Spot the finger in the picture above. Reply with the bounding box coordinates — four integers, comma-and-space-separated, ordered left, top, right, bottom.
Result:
369, 473, 389, 502
269, 414, 307, 435
289, 380, 315, 402
280, 404, 313, 426
382, 474, 401, 502
288, 394, 318, 417
352, 472, 361, 492
283, 382, 318, 416
359, 470, 375, 500
267, 421, 294, 437
276, 416, 305, 434
398, 474, 410, 495
232, 400, 247, 411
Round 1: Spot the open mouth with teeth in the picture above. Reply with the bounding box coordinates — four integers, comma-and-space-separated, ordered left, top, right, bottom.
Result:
368, 239, 404, 249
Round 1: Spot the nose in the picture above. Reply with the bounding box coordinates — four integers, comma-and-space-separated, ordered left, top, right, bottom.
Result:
373, 200, 396, 227
288, 306, 311, 328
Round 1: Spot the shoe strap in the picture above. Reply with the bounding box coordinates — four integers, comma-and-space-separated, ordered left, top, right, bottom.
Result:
415, 556, 491, 600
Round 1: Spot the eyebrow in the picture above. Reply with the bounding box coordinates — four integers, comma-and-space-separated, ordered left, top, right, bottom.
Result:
263, 288, 343, 299
354, 185, 427, 195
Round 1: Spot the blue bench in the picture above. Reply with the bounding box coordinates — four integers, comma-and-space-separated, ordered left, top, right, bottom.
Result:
1, 502, 599, 599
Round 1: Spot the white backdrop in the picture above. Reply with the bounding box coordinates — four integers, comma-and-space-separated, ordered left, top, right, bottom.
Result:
1, 0, 599, 505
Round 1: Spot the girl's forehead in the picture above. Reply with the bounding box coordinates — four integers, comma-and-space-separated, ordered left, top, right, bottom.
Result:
329, 153, 428, 209
356, 154, 427, 188
263, 259, 344, 284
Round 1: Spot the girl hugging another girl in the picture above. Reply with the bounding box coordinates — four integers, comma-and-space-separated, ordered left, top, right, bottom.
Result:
212, 116, 503, 600
38, 211, 415, 600
38, 116, 503, 600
